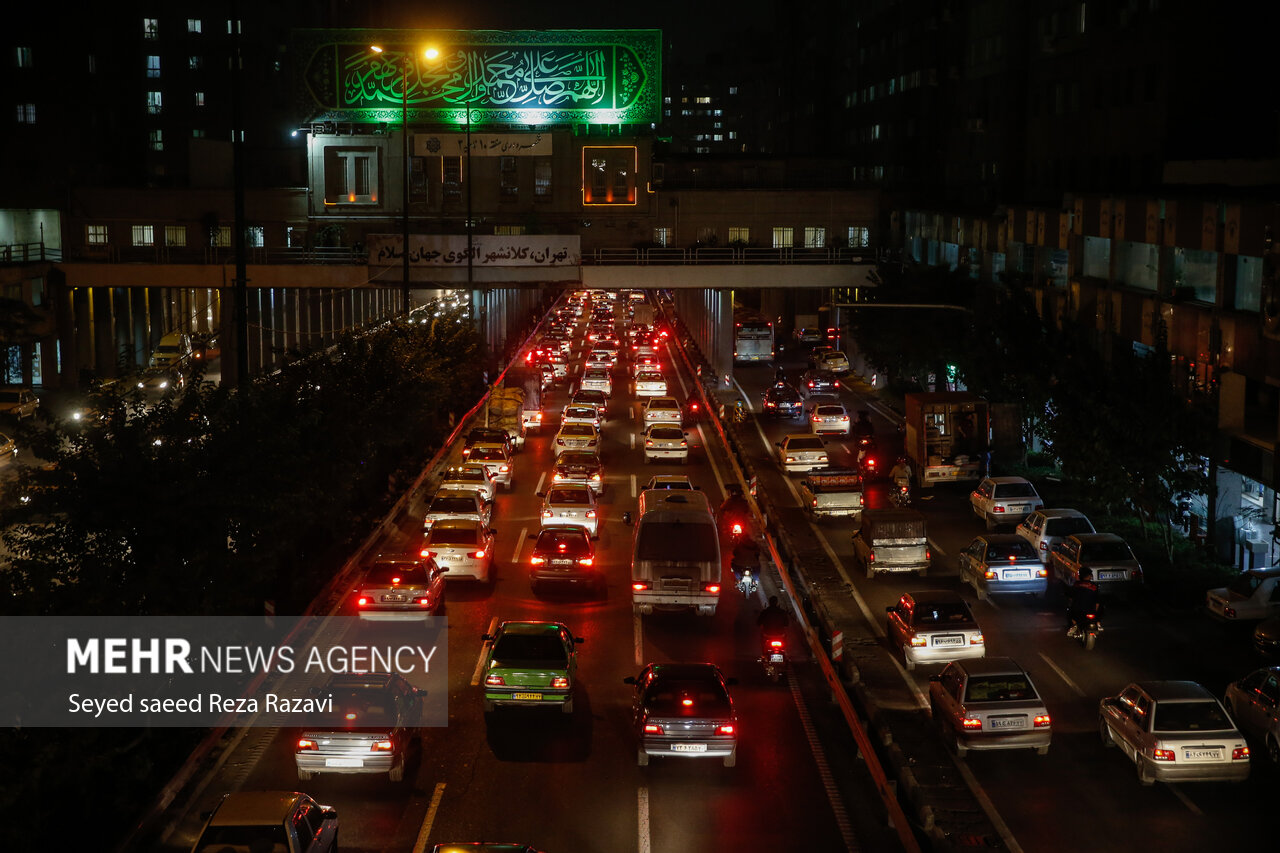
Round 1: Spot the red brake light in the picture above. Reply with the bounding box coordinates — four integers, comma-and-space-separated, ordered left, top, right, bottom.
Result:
682, 698, 694, 707
1233, 746, 1250, 760
420, 549, 434, 558
717, 724, 735, 735
961, 717, 982, 731
469, 550, 486, 559
484, 674, 505, 686
371, 740, 394, 752
1152, 748, 1176, 762
417, 597, 431, 606
551, 676, 569, 689
1034, 714, 1051, 728
632, 581, 651, 591
704, 583, 721, 594
578, 557, 593, 566
731, 523, 743, 535
769, 639, 783, 649
643, 723, 663, 734
531, 556, 546, 565
356, 596, 370, 607
297, 738, 317, 751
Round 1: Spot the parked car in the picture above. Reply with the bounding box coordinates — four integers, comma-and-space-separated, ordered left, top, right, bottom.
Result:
420, 519, 495, 583
928, 658, 1052, 757
354, 556, 447, 622
0, 433, 16, 464
958, 534, 1049, 598
886, 590, 985, 671
190, 791, 338, 853
1255, 617, 1280, 657
777, 433, 829, 473
1050, 533, 1144, 597
529, 525, 600, 593
643, 422, 689, 464
1099, 680, 1250, 785
1206, 567, 1280, 622
1224, 666, 1280, 764
818, 350, 851, 375
538, 483, 600, 535
481, 621, 583, 713
295, 672, 425, 782
1016, 508, 1096, 564
624, 662, 739, 767
970, 476, 1044, 530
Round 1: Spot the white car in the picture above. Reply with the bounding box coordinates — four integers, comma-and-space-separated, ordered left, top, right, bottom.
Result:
809, 403, 851, 435
539, 483, 600, 536
634, 371, 668, 397
970, 476, 1044, 530
643, 396, 682, 424
777, 434, 829, 473
643, 422, 689, 464
561, 405, 602, 429
421, 519, 495, 583
820, 351, 851, 375
423, 488, 492, 533
438, 463, 496, 503
465, 442, 513, 490
1206, 567, 1280, 622
0, 433, 16, 464
1015, 508, 1096, 564
644, 475, 695, 491
579, 368, 613, 397
586, 350, 615, 370
554, 422, 600, 456
631, 355, 661, 376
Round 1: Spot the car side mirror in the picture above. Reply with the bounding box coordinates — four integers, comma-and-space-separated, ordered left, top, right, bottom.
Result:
527, 532, 538, 540
481, 633, 494, 642
621, 511, 633, 526
623, 676, 637, 685
536, 492, 546, 498
320, 807, 338, 822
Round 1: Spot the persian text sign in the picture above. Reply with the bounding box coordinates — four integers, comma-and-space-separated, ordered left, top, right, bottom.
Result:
369, 235, 580, 268
294, 29, 661, 126
414, 132, 552, 157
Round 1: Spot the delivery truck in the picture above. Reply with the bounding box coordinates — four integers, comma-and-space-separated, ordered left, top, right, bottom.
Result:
797, 467, 864, 519
903, 392, 989, 487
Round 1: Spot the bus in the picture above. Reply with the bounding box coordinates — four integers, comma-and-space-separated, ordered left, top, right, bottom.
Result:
733, 308, 775, 363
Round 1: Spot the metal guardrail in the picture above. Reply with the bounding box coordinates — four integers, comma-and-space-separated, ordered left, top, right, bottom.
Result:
0, 242, 62, 263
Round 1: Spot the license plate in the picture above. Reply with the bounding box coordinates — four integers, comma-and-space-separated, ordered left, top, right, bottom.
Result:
325, 757, 364, 768
931, 635, 964, 647
380, 594, 407, 602
988, 717, 1025, 730
1182, 748, 1223, 761
1098, 570, 1125, 581
769, 654, 785, 663
671, 743, 707, 752
511, 692, 543, 701
1003, 570, 1031, 580
551, 559, 573, 567
1008, 504, 1028, 513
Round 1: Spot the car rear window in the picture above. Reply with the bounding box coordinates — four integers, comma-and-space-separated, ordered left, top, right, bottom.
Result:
194, 825, 291, 853
446, 469, 482, 481
1045, 517, 1094, 536
536, 529, 590, 554
429, 497, 476, 514
548, 488, 590, 504
644, 678, 731, 716
964, 675, 1038, 702
993, 483, 1038, 498
366, 563, 429, 585
815, 406, 845, 416
635, 521, 718, 561
1152, 699, 1233, 733
562, 424, 595, 436
469, 447, 505, 461
649, 400, 678, 410
985, 540, 1038, 560
1081, 541, 1135, 561
320, 689, 397, 728
637, 372, 664, 382
492, 634, 568, 666
427, 527, 479, 546
565, 407, 597, 419
788, 437, 825, 450
913, 602, 973, 624
650, 427, 684, 439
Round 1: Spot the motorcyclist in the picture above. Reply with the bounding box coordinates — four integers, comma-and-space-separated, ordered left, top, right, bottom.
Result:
719, 485, 752, 539
853, 410, 875, 440
730, 538, 760, 587
889, 457, 913, 488
758, 595, 790, 641
1066, 567, 1102, 637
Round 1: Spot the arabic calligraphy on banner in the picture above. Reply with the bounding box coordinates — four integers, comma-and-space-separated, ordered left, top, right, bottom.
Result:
368, 235, 581, 268
414, 133, 551, 157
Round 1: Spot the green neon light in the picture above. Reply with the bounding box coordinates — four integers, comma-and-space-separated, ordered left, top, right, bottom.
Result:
293, 29, 660, 126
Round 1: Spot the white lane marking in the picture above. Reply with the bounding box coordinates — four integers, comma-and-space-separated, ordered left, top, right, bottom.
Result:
890, 658, 930, 707
631, 474, 637, 498
411, 782, 448, 853
535, 470, 546, 495
789, 677, 860, 852
470, 616, 498, 686
510, 526, 527, 564
630, 432, 636, 450
1038, 651, 1086, 697
637, 787, 651, 853
951, 758, 1026, 853
1169, 785, 1204, 816
634, 609, 644, 666
630, 406, 636, 420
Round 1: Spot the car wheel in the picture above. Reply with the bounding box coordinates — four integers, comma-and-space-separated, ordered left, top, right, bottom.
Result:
1267, 734, 1280, 766
1099, 718, 1115, 748
1035, 744, 1050, 756
562, 696, 574, 715
637, 748, 649, 767
297, 767, 314, 782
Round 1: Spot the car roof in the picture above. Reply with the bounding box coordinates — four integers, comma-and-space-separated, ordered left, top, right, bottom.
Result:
977, 533, 1032, 545
1070, 532, 1125, 544
1031, 508, 1089, 519
432, 518, 483, 530
556, 451, 600, 463
985, 476, 1033, 485
1133, 680, 1216, 702
645, 662, 725, 680
949, 656, 1028, 677
548, 483, 591, 494
905, 589, 966, 605
784, 433, 822, 441
210, 791, 308, 826
498, 620, 570, 635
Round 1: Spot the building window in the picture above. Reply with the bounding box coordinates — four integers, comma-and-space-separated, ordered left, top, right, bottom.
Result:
143, 18, 158, 39
729, 227, 750, 245
442, 156, 462, 202
696, 96, 712, 104
286, 226, 306, 248
697, 227, 716, 245
804, 227, 827, 248
86, 225, 108, 245
146, 55, 161, 77
188, 18, 202, 34
164, 225, 186, 247
534, 157, 552, 201
132, 225, 155, 247
847, 226, 869, 248
1235, 256, 1263, 312
15, 47, 33, 68
772, 227, 794, 248
189, 56, 202, 70
499, 156, 518, 199
194, 91, 205, 107
245, 226, 264, 248
728, 86, 738, 95
146, 91, 162, 114
494, 225, 526, 236
192, 128, 205, 138
323, 147, 380, 205
15, 104, 36, 124
148, 129, 163, 151
654, 227, 671, 247
211, 226, 231, 247
582, 146, 637, 205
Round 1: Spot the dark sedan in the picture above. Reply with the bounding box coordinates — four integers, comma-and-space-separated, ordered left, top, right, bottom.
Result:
625, 662, 739, 767
800, 369, 841, 397
762, 382, 805, 419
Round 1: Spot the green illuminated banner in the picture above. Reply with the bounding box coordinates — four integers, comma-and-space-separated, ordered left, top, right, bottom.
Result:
293, 29, 660, 126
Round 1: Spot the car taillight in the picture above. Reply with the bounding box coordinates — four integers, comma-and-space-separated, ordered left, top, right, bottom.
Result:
1130, 569, 1143, 581
417, 597, 431, 606
469, 550, 486, 559
717, 724, 735, 735
704, 583, 721, 594
984, 570, 997, 580
554, 473, 565, 481
925, 549, 931, 561
993, 506, 1005, 513
910, 636, 928, 647
812, 416, 821, 422
1034, 714, 1051, 728
834, 381, 841, 387
591, 474, 601, 481
1152, 748, 1176, 762
840, 416, 849, 422
970, 633, 985, 645
785, 456, 796, 463
1224, 605, 1237, 618
297, 738, 317, 751
768, 639, 783, 649
499, 465, 509, 472
420, 549, 435, 558
535, 412, 543, 421
485, 674, 506, 686
585, 510, 596, 518
1036, 568, 1048, 578
646, 440, 654, 447
867, 551, 875, 562
680, 440, 688, 447
633, 581, 651, 591
356, 596, 370, 606
551, 676, 569, 689
1233, 746, 1250, 760
371, 740, 394, 752
531, 556, 546, 565
557, 438, 565, 445
643, 722, 664, 734
462, 448, 472, 456
542, 510, 553, 518
732, 523, 743, 535
961, 717, 982, 731
578, 557, 594, 567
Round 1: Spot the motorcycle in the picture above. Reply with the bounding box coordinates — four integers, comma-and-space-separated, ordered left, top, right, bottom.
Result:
1069, 612, 1101, 650
760, 634, 788, 683
728, 519, 748, 548
890, 479, 911, 507
736, 569, 759, 598
684, 399, 702, 424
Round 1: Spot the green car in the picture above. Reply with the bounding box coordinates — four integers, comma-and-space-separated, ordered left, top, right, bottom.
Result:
481, 621, 583, 714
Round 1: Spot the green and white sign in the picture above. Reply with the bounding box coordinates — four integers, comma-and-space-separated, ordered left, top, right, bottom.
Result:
294, 29, 660, 126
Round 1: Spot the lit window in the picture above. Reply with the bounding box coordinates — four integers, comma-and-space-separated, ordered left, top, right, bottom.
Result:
188, 18, 202, 34
143, 18, 158, 39
287, 226, 306, 248
713, 134, 723, 141
582, 146, 637, 205
211, 226, 231, 247
324, 147, 380, 205
534, 158, 552, 200
245, 226, 264, 248
15, 104, 36, 124
15, 47, 33, 68
192, 128, 205, 138
663, 96, 671, 104
847, 226, 870, 248
804, 227, 826, 248
194, 92, 205, 107
189, 56, 202, 70
729, 227, 750, 245
148, 129, 164, 151
654, 227, 670, 247
728, 86, 738, 95
86, 225, 108, 245
772, 227, 794, 248
146, 55, 160, 77
165, 225, 186, 247
494, 225, 526, 236
696, 96, 711, 104
146, 91, 162, 114
132, 225, 155, 247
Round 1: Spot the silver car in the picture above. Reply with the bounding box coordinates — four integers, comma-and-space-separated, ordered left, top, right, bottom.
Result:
561, 405, 602, 429
538, 483, 599, 536
886, 590, 986, 671
1224, 666, 1280, 764
1015, 508, 1096, 564
1100, 680, 1250, 784
465, 442, 513, 490
778, 434, 829, 473
957, 534, 1049, 598
422, 488, 492, 533
642, 396, 682, 424
438, 464, 496, 503
634, 371, 668, 397
354, 557, 447, 622
421, 519, 495, 583
579, 368, 613, 396
929, 658, 1052, 757
643, 422, 689, 464
809, 403, 851, 435
295, 673, 424, 782
626, 662, 739, 768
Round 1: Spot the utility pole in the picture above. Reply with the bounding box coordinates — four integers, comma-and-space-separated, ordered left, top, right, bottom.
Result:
230, 0, 249, 386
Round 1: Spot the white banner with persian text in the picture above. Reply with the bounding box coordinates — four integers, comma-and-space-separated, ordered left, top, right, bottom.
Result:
413, 133, 552, 157
369, 234, 580, 268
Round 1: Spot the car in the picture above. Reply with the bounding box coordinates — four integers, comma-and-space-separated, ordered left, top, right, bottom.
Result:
561, 405, 602, 429
1015, 508, 1096, 564
137, 367, 183, 395
970, 476, 1044, 530
569, 388, 608, 416
0, 433, 16, 464
538, 483, 600, 535
625, 662, 739, 767
149, 331, 193, 369
465, 442, 513, 490
588, 324, 613, 342
429, 844, 547, 853
1206, 567, 1280, 622
420, 518, 495, 582
554, 422, 600, 456
586, 349, 615, 370
463, 427, 515, 458
928, 658, 1052, 757
1050, 533, 1144, 597
799, 369, 841, 397
538, 363, 555, 390
762, 383, 804, 419
642, 396, 682, 424
643, 422, 690, 464
957, 534, 1049, 598
1256, 617, 1280, 657
886, 590, 986, 671
552, 450, 604, 494
1224, 666, 1280, 764
191, 332, 220, 362
777, 433, 829, 473
579, 368, 613, 396
631, 354, 661, 376
632, 336, 659, 358
634, 371, 668, 397
809, 403, 851, 435
1099, 680, 1250, 785
439, 464, 496, 503
529, 525, 600, 592
545, 351, 569, 378
423, 489, 492, 533
295, 672, 425, 782
481, 621, 583, 713
354, 556, 447, 621
794, 327, 824, 344
806, 345, 835, 369
644, 475, 695, 491
819, 350, 851, 375
189, 791, 338, 853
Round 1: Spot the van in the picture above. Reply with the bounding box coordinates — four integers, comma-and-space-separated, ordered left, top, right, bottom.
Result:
149, 332, 192, 368
631, 491, 721, 616
853, 508, 930, 578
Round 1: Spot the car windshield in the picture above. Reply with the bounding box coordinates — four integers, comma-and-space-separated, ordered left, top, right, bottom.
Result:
1081, 541, 1135, 561
492, 633, 568, 667
194, 825, 291, 853
548, 488, 590, 505
986, 540, 1038, 560
562, 424, 595, 436
429, 497, 476, 514
994, 483, 1038, 498
964, 675, 1038, 702
1152, 699, 1233, 733
644, 677, 731, 716
427, 527, 479, 546
365, 562, 429, 585
318, 690, 398, 728
1045, 517, 1094, 536
815, 406, 845, 416
536, 530, 589, 553
913, 602, 973, 624
650, 427, 684, 439
635, 521, 718, 561
788, 437, 825, 450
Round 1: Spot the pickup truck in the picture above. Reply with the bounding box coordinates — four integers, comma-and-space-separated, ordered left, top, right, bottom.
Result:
798, 468, 864, 518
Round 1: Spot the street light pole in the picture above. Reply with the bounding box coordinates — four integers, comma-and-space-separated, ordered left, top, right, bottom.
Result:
400, 56, 411, 316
